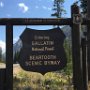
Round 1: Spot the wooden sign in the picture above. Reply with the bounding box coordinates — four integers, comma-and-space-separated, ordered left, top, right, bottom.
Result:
18, 27, 67, 75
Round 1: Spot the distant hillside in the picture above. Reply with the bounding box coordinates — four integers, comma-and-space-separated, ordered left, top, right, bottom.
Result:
62, 25, 71, 38
13, 39, 22, 57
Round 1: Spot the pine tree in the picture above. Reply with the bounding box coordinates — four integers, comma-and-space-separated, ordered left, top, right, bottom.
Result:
63, 39, 72, 75
51, 0, 65, 18
13, 51, 20, 64
0, 47, 2, 61
80, 0, 87, 14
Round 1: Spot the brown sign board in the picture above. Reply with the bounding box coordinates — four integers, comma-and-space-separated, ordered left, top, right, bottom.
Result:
18, 27, 67, 75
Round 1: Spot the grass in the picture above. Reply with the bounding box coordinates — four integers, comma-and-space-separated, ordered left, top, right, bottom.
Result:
0, 61, 6, 68
13, 65, 74, 90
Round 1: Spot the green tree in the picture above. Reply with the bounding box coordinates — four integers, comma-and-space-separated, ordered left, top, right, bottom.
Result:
80, 0, 87, 14
63, 39, 72, 75
13, 51, 20, 64
51, 0, 66, 18
0, 47, 2, 61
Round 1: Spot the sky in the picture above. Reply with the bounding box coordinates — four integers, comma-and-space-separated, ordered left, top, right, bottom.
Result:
0, 0, 75, 53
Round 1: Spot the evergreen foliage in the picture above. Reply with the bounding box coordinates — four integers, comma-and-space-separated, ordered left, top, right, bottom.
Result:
0, 47, 2, 61
51, 0, 66, 18
63, 39, 72, 75
13, 51, 20, 64
80, 0, 87, 14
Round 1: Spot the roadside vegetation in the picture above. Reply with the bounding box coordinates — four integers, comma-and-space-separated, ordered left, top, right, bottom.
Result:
13, 69, 73, 90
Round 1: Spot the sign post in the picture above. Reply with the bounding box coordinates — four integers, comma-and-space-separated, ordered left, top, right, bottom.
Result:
81, 38, 88, 90
0, 69, 6, 90
87, 0, 90, 81
6, 24, 13, 90
71, 4, 84, 90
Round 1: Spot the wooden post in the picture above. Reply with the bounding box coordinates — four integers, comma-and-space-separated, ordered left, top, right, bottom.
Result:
81, 38, 88, 90
6, 24, 13, 90
71, 4, 84, 90
87, 0, 90, 81
0, 69, 6, 90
